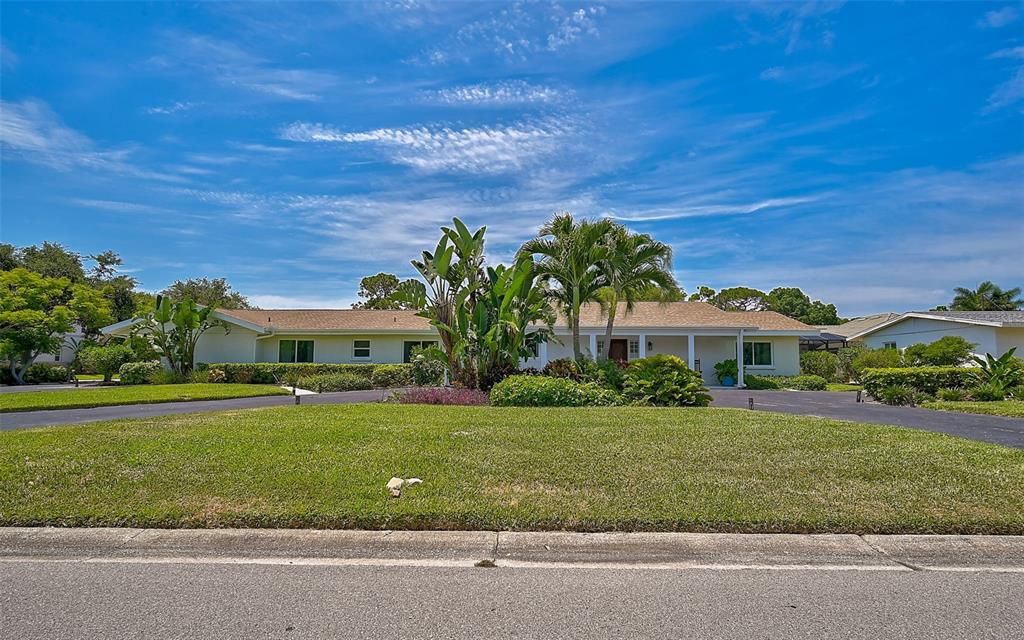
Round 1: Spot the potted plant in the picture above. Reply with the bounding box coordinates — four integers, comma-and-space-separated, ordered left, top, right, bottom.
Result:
714, 358, 738, 386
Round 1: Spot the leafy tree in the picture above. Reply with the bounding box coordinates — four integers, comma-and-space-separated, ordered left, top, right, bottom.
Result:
17, 242, 86, 282
597, 226, 677, 362
161, 277, 253, 309
712, 286, 767, 312
79, 343, 134, 382
802, 300, 843, 325
352, 272, 417, 310
903, 336, 975, 366
0, 268, 111, 384
130, 296, 229, 376
519, 212, 614, 361
950, 281, 1023, 311
850, 347, 904, 380
634, 283, 685, 302
800, 350, 840, 381
88, 250, 124, 281
0, 244, 18, 271
688, 286, 716, 302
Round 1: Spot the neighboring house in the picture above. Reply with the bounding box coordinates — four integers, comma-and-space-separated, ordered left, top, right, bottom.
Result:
101, 302, 817, 386
846, 311, 1024, 357
802, 312, 901, 353
33, 324, 86, 366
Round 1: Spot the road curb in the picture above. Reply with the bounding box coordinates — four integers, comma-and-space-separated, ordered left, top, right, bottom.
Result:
2, 528, 1023, 571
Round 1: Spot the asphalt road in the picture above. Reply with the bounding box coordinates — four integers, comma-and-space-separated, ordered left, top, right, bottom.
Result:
2, 560, 1021, 639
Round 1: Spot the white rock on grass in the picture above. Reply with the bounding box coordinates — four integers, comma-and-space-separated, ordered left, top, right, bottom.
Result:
386, 477, 404, 497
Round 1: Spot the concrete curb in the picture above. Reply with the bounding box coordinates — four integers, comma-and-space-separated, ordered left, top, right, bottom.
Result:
2, 528, 1023, 571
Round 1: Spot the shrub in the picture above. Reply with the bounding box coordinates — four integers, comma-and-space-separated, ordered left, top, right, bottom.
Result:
150, 369, 188, 385
743, 374, 827, 391
542, 358, 584, 381
410, 351, 446, 386
189, 369, 210, 384
970, 348, 1023, 391
968, 383, 1006, 402
936, 388, 967, 401
370, 364, 414, 388
479, 362, 520, 391
207, 368, 227, 383
876, 384, 917, 406
118, 361, 163, 385
622, 355, 711, 407
208, 362, 380, 384
296, 373, 373, 393
744, 374, 782, 390
836, 344, 869, 382
24, 363, 70, 384
800, 351, 840, 382
392, 387, 490, 405
713, 358, 738, 385
490, 375, 621, 407
579, 358, 627, 391
1007, 384, 1024, 399
903, 336, 975, 367
862, 367, 978, 398
851, 348, 904, 379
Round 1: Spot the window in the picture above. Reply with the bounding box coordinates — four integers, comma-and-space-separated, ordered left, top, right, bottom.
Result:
53, 349, 61, 362
743, 341, 773, 367
883, 342, 897, 350
403, 340, 437, 363
279, 340, 314, 363
353, 339, 371, 359
628, 339, 640, 358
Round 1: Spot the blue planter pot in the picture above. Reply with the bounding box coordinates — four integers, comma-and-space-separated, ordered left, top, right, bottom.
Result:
721, 376, 735, 387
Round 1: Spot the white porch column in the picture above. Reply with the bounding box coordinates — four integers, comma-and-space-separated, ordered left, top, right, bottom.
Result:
538, 341, 548, 367
736, 329, 745, 388
638, 334, 647, 358
589, 334, 598, 360
687, 334, 695, 370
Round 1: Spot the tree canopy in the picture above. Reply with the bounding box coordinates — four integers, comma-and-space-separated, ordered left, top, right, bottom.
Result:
352, 272, 418, 310
949, 281, 1023, 311
161, 277, 253, 309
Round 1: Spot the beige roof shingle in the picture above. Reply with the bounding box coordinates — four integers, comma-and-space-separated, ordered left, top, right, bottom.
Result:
218, 308, 433, 332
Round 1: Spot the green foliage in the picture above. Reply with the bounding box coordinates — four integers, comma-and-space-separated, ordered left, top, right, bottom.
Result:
712, 286, 767, 312
621, 355, 711, 406
687, 285, 716, 302
131, 296, 228, 376
580, 358, 627, 392
851, 347, 904, 379
862, 367, 978, 397
936, 388, 967, 401
968, 383, 1006, 402
800, 351, 839, 381
207, 362, 399, 384
765, 287, 843, 325
149, 369, 188, 385
207, 368, 227, 383
352, 273, 417, 310
950, 281, 1023, 311
490, 375, 621, 407
876, 385, 918, 406
78, 344, 134, 382
542, 358, 584, 380
410, 347, 446, 386
24, 363, 70, 384
401, 218, 554, 389
835, 344, 869, 382
0, 268, 112, 384
745, 374, 828, 391
970, 348, 1023, 391
903, 336, 975, 366
118, 362, 163, 385
370, 364, 413, 388
14, 242, 86, 282
713, 358, 738, 384
297, 373, 373, 393
160, 277, 252, 309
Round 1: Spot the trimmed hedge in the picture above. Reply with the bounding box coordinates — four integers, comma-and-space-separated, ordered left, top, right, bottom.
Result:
621, 355, 711, 407
23, 363, 71, 384
862, 367, 977, 397
490, 375, 621, 407
206, 362, 410, 385
745, 374, 828, 391
371, 364, 413, 388
118, 361, 163, 385
296, 373, 373, 393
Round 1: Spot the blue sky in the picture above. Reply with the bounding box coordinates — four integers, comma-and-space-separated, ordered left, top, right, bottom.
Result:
1, 1, 1022, 316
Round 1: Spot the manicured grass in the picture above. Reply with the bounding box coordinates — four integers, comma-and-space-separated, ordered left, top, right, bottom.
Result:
0, 384, 288, 413
75, 374, 117, 382
1, 405, 1021, 533
827, 383, 862, 392
921, 400, 1024, 418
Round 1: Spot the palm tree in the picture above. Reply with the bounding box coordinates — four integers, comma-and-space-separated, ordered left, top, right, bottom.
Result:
951, 281, 1024, 311
597, 226, 677, 362
518, 212, 615, 361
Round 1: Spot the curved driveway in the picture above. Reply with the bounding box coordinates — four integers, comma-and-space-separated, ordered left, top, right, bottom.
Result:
2, 388, 1022, 449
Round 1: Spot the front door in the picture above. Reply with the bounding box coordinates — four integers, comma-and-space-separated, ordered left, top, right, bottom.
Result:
608, 339, 628, 363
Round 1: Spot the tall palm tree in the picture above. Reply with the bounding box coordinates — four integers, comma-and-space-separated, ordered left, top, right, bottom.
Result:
951, 281, 1024, 311
597, 226, 678, 362
518, 212, 615, 361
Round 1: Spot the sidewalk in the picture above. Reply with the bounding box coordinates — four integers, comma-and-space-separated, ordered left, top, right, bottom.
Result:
2, 527, 1022, 572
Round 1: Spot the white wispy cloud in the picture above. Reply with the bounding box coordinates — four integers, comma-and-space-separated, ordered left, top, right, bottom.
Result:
0, 99, 186, 182
145, 101, 196, 115
759, 62, 866, 88
607, 196, 821, 222
420, 80, 568, 106
984, 47, 1024, 112
247, 294, 359, 309
279, 117, 575, 174
978, 6, 1019, 28
1, 40, 17, 70
66, 198, 173, 214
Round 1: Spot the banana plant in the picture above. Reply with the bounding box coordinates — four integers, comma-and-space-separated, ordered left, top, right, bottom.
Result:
130, 296, 228, 376
971, 347, 1022, 390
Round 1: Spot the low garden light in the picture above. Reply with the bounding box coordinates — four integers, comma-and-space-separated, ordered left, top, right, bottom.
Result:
748, 397, 754, 410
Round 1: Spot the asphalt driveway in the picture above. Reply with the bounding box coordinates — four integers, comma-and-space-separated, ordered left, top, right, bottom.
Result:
710, 389, 1024, 449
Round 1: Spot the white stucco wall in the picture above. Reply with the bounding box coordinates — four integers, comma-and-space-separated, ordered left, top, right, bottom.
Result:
194, 326, 259, 364
996, 327, 1024, 356
859, 318, 1000, 355
254, 334, 437, 364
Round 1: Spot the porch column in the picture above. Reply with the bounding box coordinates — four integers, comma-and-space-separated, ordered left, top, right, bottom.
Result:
589, 334, 598, 360
736, 329, 745, 388
687, 334, 695, 370
638, 334, 646, 358
538, 341, 548, 367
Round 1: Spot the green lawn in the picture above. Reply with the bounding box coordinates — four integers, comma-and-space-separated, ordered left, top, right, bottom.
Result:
827, 383, 862, 392
921, 400, 1024, 418
75, 374, 117, 382
1, 405, 1021, 534
0, 384, 289, 413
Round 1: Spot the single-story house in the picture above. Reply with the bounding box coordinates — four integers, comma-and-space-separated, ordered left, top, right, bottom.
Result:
845, 311, 1024, 357
803, 312, 901, 353
101, 302, 817, 386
